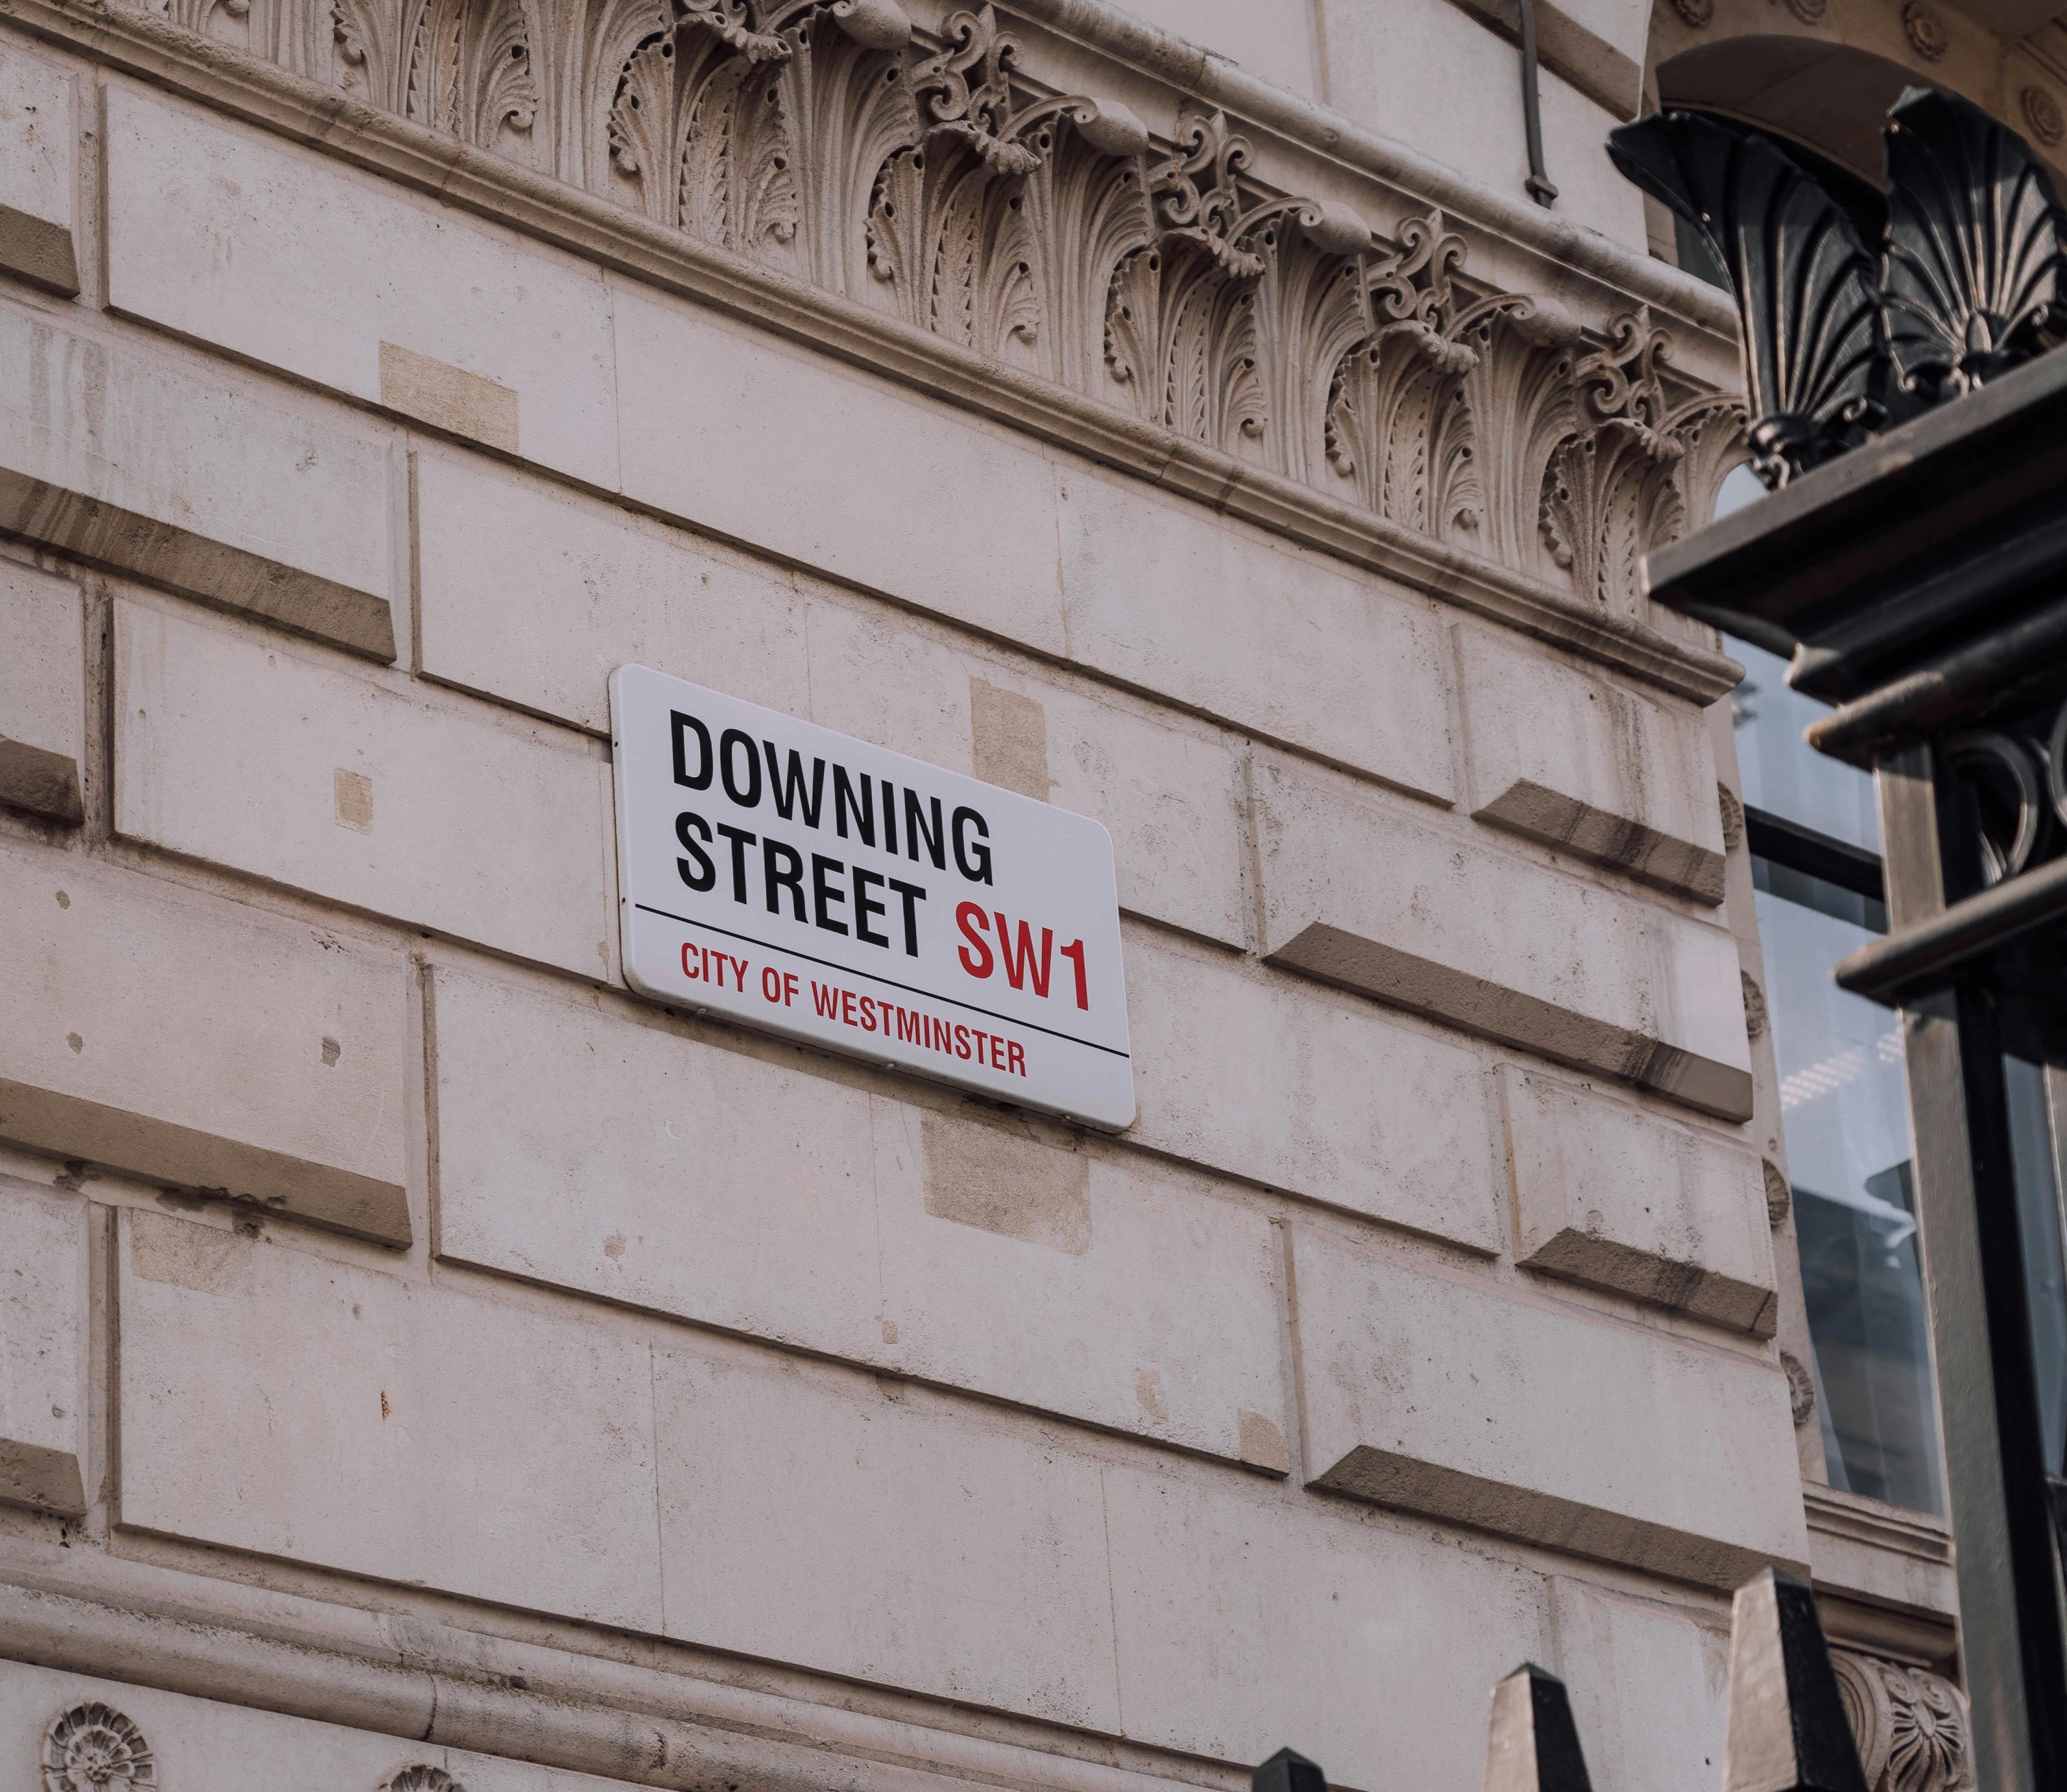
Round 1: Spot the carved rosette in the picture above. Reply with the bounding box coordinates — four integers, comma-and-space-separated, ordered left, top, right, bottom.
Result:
2023, 85, 2065, 149
42, 1704, 156, 1792
383, 1768, 467, 1792
1902, 0, 1947, 61
1833, 1651, 1977, 1792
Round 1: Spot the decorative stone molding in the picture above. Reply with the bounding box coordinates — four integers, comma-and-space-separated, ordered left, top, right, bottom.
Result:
382, 1768, 466, 1792
1762, 1157, 1790, 1224
1717, 779, 1744, 849
108, 0, 1742, 625
2023, 84, 2066, 149
1902, 0, 1947, 61
42, 1704, 156, 1792
1780, 1349, 1815, 1424
1833, 1650, 1976, 1792
1741, 970, 1767, 1039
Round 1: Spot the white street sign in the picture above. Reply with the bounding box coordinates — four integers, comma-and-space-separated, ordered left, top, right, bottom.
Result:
610, 665, 1136, 1130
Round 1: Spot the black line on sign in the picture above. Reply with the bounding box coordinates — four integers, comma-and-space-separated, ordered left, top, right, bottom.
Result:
633, 903, 1132, 1059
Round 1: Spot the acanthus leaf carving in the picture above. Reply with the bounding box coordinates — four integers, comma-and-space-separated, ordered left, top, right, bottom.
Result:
678, 0, 789, 61
182, 0, 1739, 614
1153, 108, 1260, 278
605, 18, 801, 261
1324, 210, 1488, 533
907, 4, 1032, 172
864, 7, 1149, 372
1536, 304, 1746, 613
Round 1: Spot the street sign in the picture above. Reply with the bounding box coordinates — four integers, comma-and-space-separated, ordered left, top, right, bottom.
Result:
610, 665, 1136, 1130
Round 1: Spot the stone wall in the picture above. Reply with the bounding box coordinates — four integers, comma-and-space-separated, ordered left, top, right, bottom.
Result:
0, 4, 1808, 1790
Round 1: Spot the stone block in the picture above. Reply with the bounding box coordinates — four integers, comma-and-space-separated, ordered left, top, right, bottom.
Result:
0, 562, 84, 824
380, 343, 520, 453
114, 602, 611, 979
1290, 1223, 1809, 1588
1056, 465, 1456, 805
653, 1347, 1118, 1726
970, 677, 1048, 800
1103, 1465, 1552, 1789
118, 1209, 661, 1629
0, 1181, 87, 1516
0, 840, 410, 1243
0, 307, 396, 660
803, 602, 1248, 947
874, 1103, 1286, 1465
1126, 932, 1503, 1253
1111, 0, 1317, 96
1503, 1067, 1776, 1334
433, 965, 1282, 1461
430, 963, 884, 1365
0, 43, 78, 295
1317, 0, 1645, 249
415, 445, 810, 734
1549, 1578, 1729, 1792
614, 286, 1068, 656
1456, 625, 1724, 903
104, 83, 619, 483
1255, 757, 1753, 1119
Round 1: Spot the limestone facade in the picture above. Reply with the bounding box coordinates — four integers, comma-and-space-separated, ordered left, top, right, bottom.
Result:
0, 0, 1989, 1786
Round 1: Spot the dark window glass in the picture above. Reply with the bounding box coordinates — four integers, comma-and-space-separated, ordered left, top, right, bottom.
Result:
1730, 634, 1882, 853
2007, 1057, 2067, 1475
1754, 874, 1943, 1512
1727, 624, 1944, 1510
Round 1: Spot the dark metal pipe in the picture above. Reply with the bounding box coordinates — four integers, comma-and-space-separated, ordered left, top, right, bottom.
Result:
1834, 852, 2067, 1004
1807, 593, 2067, 767
1516, 0, 1558, 207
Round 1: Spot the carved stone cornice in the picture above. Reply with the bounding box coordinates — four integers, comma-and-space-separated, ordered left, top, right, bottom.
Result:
10, 0, 1742, 702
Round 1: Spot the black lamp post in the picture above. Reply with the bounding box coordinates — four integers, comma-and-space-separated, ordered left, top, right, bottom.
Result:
1611, 89, 2067, 1791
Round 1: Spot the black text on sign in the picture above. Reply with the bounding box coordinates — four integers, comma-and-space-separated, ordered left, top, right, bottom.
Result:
611, 665, 1134, 1129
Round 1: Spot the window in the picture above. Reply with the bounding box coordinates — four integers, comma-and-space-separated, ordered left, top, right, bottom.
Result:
1730, 627, 1946, 1511
1722, 463, 2067, 1507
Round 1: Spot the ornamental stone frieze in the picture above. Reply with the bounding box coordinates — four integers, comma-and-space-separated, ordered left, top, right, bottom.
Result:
1832, 1650, 1978, 1792
119, 0, 1744, 620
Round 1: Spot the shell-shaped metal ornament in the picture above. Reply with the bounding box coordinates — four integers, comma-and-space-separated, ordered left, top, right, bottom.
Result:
1607, 110, 1885, 487
1883, 85, 2067, 405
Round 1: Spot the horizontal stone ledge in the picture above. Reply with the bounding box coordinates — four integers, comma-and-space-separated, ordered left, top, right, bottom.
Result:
0, 737, 83, 825
0, 0, 1735, 707
1308, 1446, 1803, 1592
0, 468, 395, 662
1517, 1228, 1777, 1336
0, 1579, 1234, 1792
0, 1438, 85, 1518
0, 200, 79, 297
1265, 922, 1754, 1120
0, 1078, 411, 1246
1473, 779, 1725, 906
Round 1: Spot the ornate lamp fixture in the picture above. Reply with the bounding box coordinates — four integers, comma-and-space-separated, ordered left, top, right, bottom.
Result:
1610, 85, 2067, 1792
